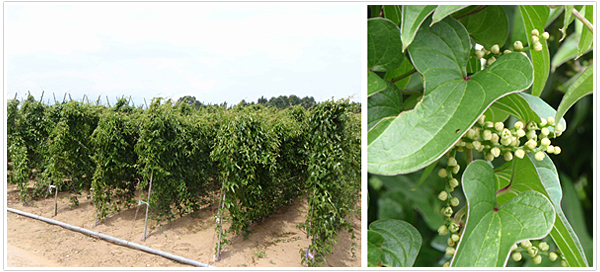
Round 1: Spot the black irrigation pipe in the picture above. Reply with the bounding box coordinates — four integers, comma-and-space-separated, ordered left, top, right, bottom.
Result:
7, 207, 214, 267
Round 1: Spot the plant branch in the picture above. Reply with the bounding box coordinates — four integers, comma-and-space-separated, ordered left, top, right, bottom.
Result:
466, 149, 473, 164
390, 68, 417, 83
572, 8, 593, 34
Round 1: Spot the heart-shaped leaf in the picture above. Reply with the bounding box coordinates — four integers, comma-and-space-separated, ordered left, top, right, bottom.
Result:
451, 160, 556, 267
495, 153, 589, 266
401, 5, 437, 51
458, 5, 508, 49
368, 18, 404, 72
369, 219, 422, 267
555, 64, 593, 123
368, 81, 403, 131
519, 5, 550, 97
431, 5, 469, 26
488, 92, 567, 133
368, 230, 385, 267
367, 17, 533, 175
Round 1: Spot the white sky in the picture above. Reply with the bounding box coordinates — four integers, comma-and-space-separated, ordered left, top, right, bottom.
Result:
5, 3, 362, 107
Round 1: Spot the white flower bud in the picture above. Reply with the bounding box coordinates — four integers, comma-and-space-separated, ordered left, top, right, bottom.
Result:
541, 127, 550, 136
535, 151, 545, 161
452, 165, 460, 174
442, 206, 453, 217
548, 252, 558, 261
531, 29, 540, 36
539, 118, 547, 126
482, 130, 493, 141
478, 114, 486, 125
487, 56, 496, 66
448, 157, 457, 167
438, 168, 448, 178
450, 197, 460, 206
546, 145, 555, 153
503, 49, 512, 54
442, 262, 450, 267
526, 130, 537, 140
451, 234, 460, 242
466, 128, 477, 139
528, 246, 539, 257
556, 124, 564, 131
491, 133, 500, 144
438, 224, 448, 235
445, 247, 456, 256
514, 41, 524, 51
438, 191, 448, 201
472, 141, 482, 151
547, 116, 555, 125
475, 50, 485, 59
531, 35, 540, 44
541, 137, 551, 146
541, 32, 550, 40
485, 121, 494, 128
501, 137, 512, 146
515, 149, 525, 159
533, 42, 543, 51
494, 122, 504, 131
521, 240, 532, 248
514, 121, 524, 130
466, 142, 474, 149
447, 238, 456, 246
526, 139, 537, 149
516, 129, 526, 138
449, 178, 459, 188
533, 255, 542, 264
554, 146, 561, 155
485, 152, 494, 161
449, 222, 460, 232
504, 152, 513, 161
561, 260, 568, 267
512, 252, 522, 262
491, 44, 500, 54
490, 147, 501, 157
511, 137, 519, 147
539, 242, 550, 252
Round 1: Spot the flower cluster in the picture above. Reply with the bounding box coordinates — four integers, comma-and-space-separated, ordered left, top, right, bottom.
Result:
474, 28, 549, 66
511, 240, 566, 266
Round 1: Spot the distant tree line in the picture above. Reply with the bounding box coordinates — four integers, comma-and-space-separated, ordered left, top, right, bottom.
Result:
176, 94, 361, 112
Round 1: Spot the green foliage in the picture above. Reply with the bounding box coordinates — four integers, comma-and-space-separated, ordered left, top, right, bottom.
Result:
368, 5, 592, 267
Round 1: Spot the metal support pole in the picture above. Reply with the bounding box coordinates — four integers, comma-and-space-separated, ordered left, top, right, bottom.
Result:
143, 172, 153, 241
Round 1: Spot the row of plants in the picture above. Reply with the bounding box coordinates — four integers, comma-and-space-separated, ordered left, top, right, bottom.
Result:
6, 94, 361, 266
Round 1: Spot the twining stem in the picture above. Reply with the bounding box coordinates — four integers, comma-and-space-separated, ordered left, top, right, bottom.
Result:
572, 8, 593, 34
466, 149, 473, 164
390, 68, 417, 83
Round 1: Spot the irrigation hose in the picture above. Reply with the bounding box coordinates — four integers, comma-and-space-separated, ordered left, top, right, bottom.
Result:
7, 207, 214, 267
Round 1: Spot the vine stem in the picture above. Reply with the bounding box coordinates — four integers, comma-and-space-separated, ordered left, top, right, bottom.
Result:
390, 69, 417, 83
466, 149, 473, 164
572, 8, 594, 34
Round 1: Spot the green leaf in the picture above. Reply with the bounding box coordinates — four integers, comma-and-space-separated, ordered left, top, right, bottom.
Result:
466, 49, 482, 74
384, 57, 416, 89
368, 230, 385, 267
377, 191, 414, 222
400, 5, 437, 51
551, 33, 587, 72
560, 174, 593, 266
368, 17, 533, 175
370, 5, 382, 18
483, 106, 510, 123
368, 71, 388, 96
368, 81, 402, 131
560, 5, 575, 41
555, 65, 593, 122
519, 5, 550, 97
369, 219, 422, 267
431, 5, 469, 26
458, 5, 509, 49
383, 5, 402, 25
577, 5, 593, 58
495, 153, 589, 267
545, 6, 564, 28
368, 18, 404, 72
490, 92, 567, 133
452, 161, 555, 267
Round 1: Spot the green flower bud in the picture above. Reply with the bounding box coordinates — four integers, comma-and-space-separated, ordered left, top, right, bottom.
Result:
539, 118, 547, 126
504, 152, 513, 161
438, 168, 448, 178
501, 128, 511, 139
511, 137, 519, 147
451, 234, 460, 242
445, 247, 455, 256
448, 157, 458, 167
541, 137, 551, 146
516, 129, 526, 138
465, 142, 474, 149
466, 128, 477, 139
546, 145, 555, 154
541, 127, 549, 136
527, 121, 539, 130
449, 178, 459, 188
548, 252, 558, 261
527, 246, 539, 257
491, 133, 500, 145
475, 49, 485, 59
561, 260, 568, 267
515, 149, 525, 159
491, 44, 500, 54
477, 114, 486, 125
485, 152, 494, 161
485, 121, 494, 128
438, 191, 448, 201
442, 206, 453, 217
547, 116, 555, 125
514, 40, 524, 51
448, 222, 460, 233
556, 124, 564, 131
438, 224, 448, 235
512, 252, 522, 262
482, 130, 493, 141
526, 139, 537, 150
531, 35, 540, 44
538, 242, 549, 252
514, 121, 524, 130
494, 122, 504, 131
500, 137, 512, 146
447, 238, 455, 246
521, 240, 532, 248
511, 244, 518, 251
533, 255, 542, 264
531, 29, 540, 36
554, 146, 561, 155
452, 165, 460, 174
491, 147, 501, 157
450, 197, 460, 206
535, 151, 545, 161
503, 49, 512, 54
526, 130, 537, 140
541, 32, 550, 40
533, 42, 543, 51
487, 56, 496, 66
442, 262, 450, 267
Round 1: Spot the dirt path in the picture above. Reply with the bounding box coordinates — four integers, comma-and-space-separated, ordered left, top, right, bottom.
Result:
6, 184, 360, 267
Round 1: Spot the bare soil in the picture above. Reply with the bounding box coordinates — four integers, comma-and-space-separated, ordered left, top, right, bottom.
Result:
5, 183, 360, 267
